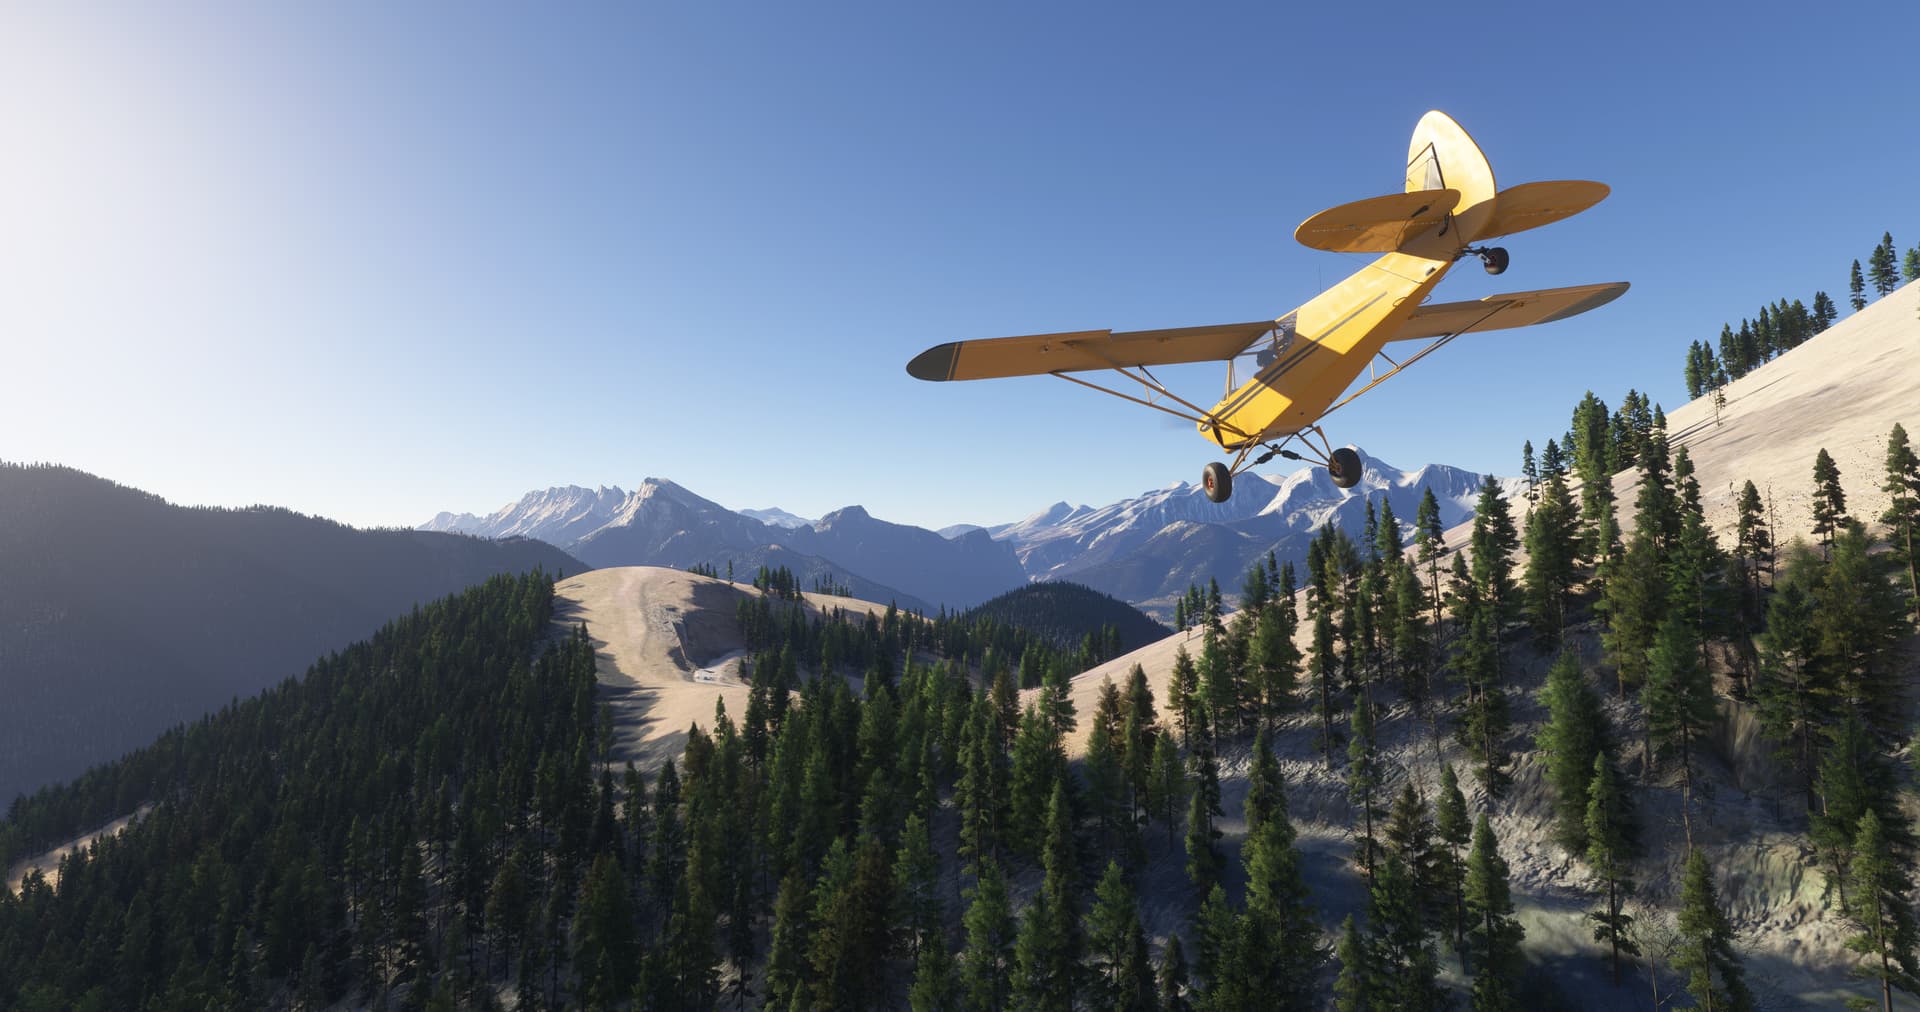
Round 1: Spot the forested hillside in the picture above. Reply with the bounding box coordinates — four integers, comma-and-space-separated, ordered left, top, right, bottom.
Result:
959, 581, 1171, 656
0, 463, 586, 802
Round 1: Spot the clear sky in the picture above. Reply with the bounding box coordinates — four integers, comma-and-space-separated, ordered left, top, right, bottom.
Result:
3, 3, 1916, 531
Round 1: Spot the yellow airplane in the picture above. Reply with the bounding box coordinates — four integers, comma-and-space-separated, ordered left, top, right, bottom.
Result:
907, 110, 1627, 503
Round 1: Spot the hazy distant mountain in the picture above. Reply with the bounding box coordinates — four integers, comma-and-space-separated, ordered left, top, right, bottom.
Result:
0, 463, 586, 804
987, 450, 1523, 610
425, 479, 1026, 610
739, 506, 813, 529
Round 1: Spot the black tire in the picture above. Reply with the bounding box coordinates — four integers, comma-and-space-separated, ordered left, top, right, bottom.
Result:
1202, 462, 1233, 503
1328, 447, 1363, 489
1482, 246, 1509, 275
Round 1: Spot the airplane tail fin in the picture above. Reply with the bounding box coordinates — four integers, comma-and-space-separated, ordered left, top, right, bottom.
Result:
1406, 111, 1498, 242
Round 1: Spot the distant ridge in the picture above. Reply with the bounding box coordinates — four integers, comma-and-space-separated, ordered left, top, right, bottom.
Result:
0, 463, 587, 803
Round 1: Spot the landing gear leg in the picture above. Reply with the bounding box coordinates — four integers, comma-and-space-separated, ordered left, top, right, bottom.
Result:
1202, 462, 1233, 503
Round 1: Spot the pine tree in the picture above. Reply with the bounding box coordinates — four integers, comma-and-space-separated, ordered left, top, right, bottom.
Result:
1813, 448, 1851, 555
895, 813, 943, 959
1185, 753, 1223, 895
1158, 933, 1192, 1012
1811, 713, 1914, 913
1194, 884, 1243, 1008
1814, 290, 1839, 330
1465, 815, 1527, 1010
572, 852, 638, 1006
1169, 646, 1200, 748
1523, 471, 1581, 647
1434, 764, 1473, 957
1348, 694, 1386, 880
1241, 748, 1326, 1009
1535, 652, 1609, 854
1851, 260, 1869, 311
1845, 809, 1920, 1011
1087, 862, 1155, 1011
1333, 914, 1372, 1012
1366, 854, 1447, 1008
1012, 889, 1073, 1012
1815, 523, 1909, 736
1755, 580, 1826, 812
1905, 246, 1920, 284
1881, 423, 1920, 622
908, 939, 960, 1011
1585, 754, 1640, 987
1147, 729, 1184, 847
1869, 232, 1900, 296
1674, 850, 1753, 1012
1643, 617, 1716, 846
961, 860, 1015, 1012
1383, 782, 1440, 919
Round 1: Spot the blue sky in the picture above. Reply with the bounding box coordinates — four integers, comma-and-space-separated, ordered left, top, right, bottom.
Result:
3, 3, 1915, 531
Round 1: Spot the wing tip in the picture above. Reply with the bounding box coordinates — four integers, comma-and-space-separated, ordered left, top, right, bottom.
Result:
907, 343, 960, 381
1538, 282, 1630, 324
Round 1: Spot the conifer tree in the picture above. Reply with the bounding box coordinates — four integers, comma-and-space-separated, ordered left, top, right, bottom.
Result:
1087, 862, 1156, 1011
1148, 729, 1185, 847
1815, 523, 1908, 736
1435, 763, 1473, 956
1643, 618, 1716, 845
1881, 423, 1920, 621
1814, 290, 1839, 330
1365, 854, 1447, 1008
1465, 815, 1527, 1009
1535, 652, 1609, 854
572, 852, 638, 1006
895, 813, 943, 959
1813, 448, 1850, 555
1348, 694, 1387, 880
1755, 580, 1825, 812
1169, 646, 1200, 748
1845, 809, 1920, 1012
1905, 246, 1920, 284
1012, 890, 1073, 1012
1250, 603, 1301, 729
1194, 884, 1243, 1007
1734, 479, 1773, 596
1585, 754, 1639, 986
1870, 232, 1900, 296
1383, 782, 1440, 917
1415, 486, 1448, 645
1674, 850, 1753, 1012
908, 939, 960, 1011
1333, 914, 1372, 1012
1852, 260, 1869, 311
1311, 607, 1340, 769
1523, 471, 1581, 647
1601, 517, 1665, 701
1240, 742, 1325, 1008
962, 860, 1015, 1012
1811, 713, 1915, 911
1186, 752, 1224, 895
1158, 933, 1192, 1012
1040, 781, 1083, 968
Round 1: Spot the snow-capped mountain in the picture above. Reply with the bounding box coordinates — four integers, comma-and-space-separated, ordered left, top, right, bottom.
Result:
739, 507, 813, 529
983, 449, 1523, 609
422, 480, 1025, 610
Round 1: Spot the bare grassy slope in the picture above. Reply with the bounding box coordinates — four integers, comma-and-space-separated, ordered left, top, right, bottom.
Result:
553, 567, 890, 769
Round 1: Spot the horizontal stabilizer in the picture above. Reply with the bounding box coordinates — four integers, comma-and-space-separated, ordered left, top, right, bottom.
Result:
1294, 189, 1459, 252
1388, 282, 1629, 342
1477, 180, 1609, 240
908, 320, 1278, 381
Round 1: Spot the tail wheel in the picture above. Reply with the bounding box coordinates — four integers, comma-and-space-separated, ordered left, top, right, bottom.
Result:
1202, 462, 1233, 503
1328, 447, 1363, 489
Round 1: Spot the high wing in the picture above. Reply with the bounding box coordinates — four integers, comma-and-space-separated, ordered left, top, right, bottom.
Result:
1387, 282, 1629, 342
907, 321, 1277, 382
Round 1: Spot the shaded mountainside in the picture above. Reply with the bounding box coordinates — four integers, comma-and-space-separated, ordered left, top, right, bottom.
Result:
956, 580, 1171, 654
0, 463, 586, 804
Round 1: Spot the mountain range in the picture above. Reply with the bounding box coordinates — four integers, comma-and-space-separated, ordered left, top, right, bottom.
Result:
425, 451, 1523, 617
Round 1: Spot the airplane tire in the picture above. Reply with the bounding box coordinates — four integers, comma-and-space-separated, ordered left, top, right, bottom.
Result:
1328, 447, 1363, 489
1483, 246, 1509, 275
1202, 462, 1233, 503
